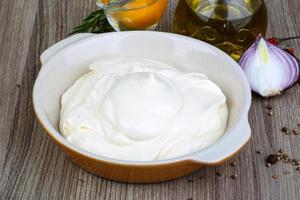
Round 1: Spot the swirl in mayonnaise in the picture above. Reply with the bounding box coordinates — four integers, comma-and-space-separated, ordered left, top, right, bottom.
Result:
60, 58, 228, 161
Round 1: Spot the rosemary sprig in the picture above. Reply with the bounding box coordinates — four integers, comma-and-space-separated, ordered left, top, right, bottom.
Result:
69, 10, 114, 35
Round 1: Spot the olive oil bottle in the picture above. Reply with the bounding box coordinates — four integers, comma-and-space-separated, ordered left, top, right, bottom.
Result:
174, 0, 268, 60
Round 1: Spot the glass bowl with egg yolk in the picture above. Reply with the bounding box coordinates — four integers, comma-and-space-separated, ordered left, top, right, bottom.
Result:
96, 0, 168, 31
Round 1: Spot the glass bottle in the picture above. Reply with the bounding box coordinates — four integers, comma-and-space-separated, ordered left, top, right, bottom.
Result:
174, 0, 268, 60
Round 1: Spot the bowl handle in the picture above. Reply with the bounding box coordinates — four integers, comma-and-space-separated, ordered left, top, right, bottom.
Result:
40, 33, 94, 65
190, 116, 251, 165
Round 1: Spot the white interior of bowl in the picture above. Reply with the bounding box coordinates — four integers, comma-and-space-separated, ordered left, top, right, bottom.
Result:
33, 32, 251, 165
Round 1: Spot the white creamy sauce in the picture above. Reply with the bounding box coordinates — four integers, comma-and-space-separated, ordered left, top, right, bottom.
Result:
60, 58, 228, 161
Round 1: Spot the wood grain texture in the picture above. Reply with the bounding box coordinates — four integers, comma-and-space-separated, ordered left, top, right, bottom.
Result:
0, 0, 300, 199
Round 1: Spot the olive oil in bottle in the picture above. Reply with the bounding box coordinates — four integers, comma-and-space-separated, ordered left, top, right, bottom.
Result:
174, 0, 268, 60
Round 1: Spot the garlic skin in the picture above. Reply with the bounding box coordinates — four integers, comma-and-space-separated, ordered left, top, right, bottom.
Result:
239, 37, 299, 97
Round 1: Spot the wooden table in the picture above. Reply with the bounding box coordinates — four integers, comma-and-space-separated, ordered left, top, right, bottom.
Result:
1, 0, 300, 199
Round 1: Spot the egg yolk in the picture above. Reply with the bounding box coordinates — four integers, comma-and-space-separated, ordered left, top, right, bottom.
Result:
105, 0, 168, 29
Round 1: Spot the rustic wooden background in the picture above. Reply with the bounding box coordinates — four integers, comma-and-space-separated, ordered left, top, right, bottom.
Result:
1, 0, 300, 199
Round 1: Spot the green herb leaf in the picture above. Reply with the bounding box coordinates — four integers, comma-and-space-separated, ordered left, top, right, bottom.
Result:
69, 10, 114, 35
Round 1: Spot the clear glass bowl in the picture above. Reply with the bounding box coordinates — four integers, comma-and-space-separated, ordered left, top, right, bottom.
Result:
96, 0, 168, 31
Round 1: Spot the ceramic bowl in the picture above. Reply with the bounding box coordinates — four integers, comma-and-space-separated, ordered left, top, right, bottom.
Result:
33, 31, 251, 183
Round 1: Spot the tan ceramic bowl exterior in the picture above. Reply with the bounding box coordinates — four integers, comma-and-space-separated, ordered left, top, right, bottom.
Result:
33, 32, 252, 183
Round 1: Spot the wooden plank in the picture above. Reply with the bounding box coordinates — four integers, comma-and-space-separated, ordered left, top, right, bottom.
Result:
0, 0, 39, 199
0, 0, 300, 199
